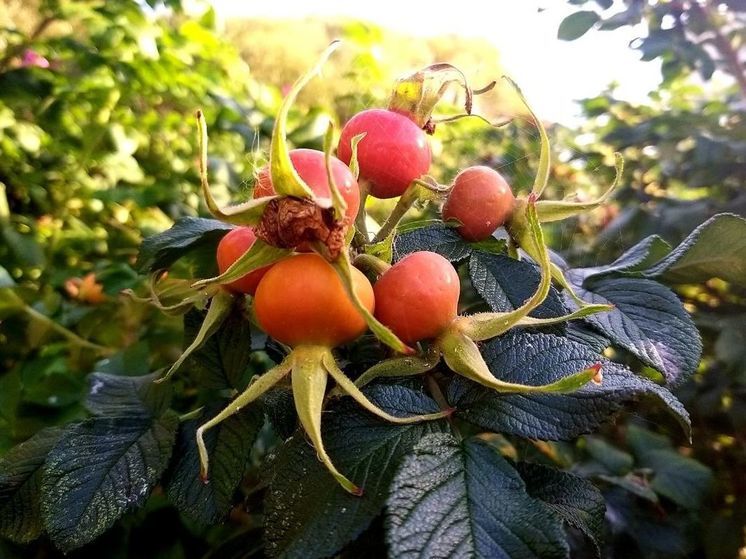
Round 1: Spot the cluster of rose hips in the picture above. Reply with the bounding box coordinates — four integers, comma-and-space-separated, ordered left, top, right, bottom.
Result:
156, 43, 618, 495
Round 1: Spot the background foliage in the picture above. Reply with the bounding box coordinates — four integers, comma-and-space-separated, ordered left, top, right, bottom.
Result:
0, 0, 744, 557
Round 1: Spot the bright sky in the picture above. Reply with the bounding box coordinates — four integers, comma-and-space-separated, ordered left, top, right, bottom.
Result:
210, 0, 660, 125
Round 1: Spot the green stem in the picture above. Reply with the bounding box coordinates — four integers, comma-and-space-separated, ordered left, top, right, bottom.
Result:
372, 182, 420, 243
23, 304, 112, 355
352, 253, 391, 277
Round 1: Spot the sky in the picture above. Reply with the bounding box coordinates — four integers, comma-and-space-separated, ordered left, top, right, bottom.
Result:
209, 0, 661, 125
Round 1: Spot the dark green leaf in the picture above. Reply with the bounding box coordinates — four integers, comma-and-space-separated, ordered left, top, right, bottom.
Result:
386, 434, 568, 559
136, 217, 232, 273
573, 235, 672, 282
264, 384, 448, 559
642, 213, 746, 286
85, 372, 171, 417
393, 224, 471, 262
570, 277, 701, 386
517, 462, 606, 556
585, 437, 634, 475
640, 450, 712, 510
41, 413, 178, 552
166, 402, 264, 524
0, 427, 65, 543
558, 11, 600, 41
182, 307, 254, 391
449, 331, 690, 440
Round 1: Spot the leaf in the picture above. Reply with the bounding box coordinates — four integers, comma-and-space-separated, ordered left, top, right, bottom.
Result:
448, 331, 690, 440
468, 251, 568, 333
569, 277, 701, 386
517, 462, 606, 556
393, 224, 471, 263
182, 307, 255, 391
136, 217, 232, 273
41, 413, 178, 552
572, 235, 672, 282
386, 433, 568, 559
264, 383, 448, 559
0, 427, 65, 543
638, 450, 713, 510
165, 402, 264, 524
558, 11, 600, 41
85, 372, 171, 417
642, 213, 746, 286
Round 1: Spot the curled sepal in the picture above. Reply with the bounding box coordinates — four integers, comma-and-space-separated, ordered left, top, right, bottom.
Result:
270, 41, 340, 200
537, 153, 624, 223
331, 250, 414, 355
508, 197, 596, 308
323, 122, 347, 220
388, 63, 491, 131
513, 303, 614, 328
346, 132, 366, 180
503, 76, 550, 198
196, 355, 293, 481
196, 110, 278, 224
438, 328, 602, 394
157, 289, 233, 383
353, 345, 441, 388
291, 346, 362, 496
124, 273, 215, 316
191, 240, 291, 289
461, 196, 550, 341
323, 352, 453, 422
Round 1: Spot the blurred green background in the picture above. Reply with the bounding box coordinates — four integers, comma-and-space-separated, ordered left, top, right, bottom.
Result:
0, 0, 744, 557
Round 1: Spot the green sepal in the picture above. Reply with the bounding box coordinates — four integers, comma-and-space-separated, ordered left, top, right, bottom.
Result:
461, 197, 550, 341
537, 153, 624, 223
346, 133, 366, 180
157, 288, 233, 383
270, 42, 340, 200
353, 345, 442, 388
513, 303, 614, 328
438, 327, 601, 394
508, 197, 596, 308
191, 240, 291, 289
196, 110, 278, 224
323, 122, 348, 220
503, 76, 550, 198
291, 346, 362, 496
196, 355, 293, 480
331, 251, 414, 355
323, 352, 452, 423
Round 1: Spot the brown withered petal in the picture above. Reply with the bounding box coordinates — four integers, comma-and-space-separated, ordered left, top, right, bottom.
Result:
255, 197, 348, 260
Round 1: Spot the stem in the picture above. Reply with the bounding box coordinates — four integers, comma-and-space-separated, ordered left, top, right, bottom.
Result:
372, 183, 420, 243
353, 253, 391, 277
23, 304, 112, 355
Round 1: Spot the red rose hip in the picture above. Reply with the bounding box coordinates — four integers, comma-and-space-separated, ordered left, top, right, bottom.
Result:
373, 251, 460, 344
216, 227, 271, 295
337, 109, 431, 199
442, 166, 515, 241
